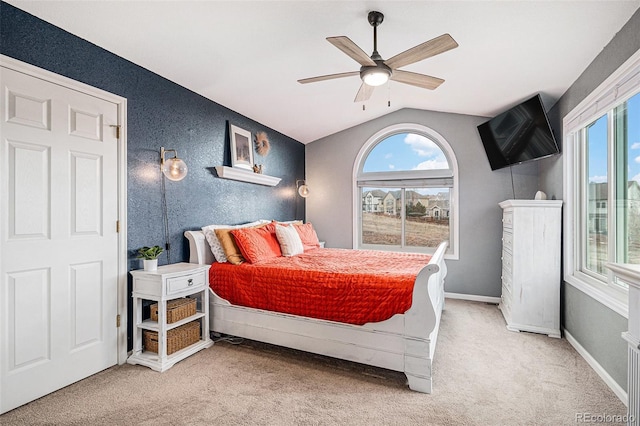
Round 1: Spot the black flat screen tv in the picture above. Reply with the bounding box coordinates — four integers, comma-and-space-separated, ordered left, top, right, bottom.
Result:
477, 94, 560, 170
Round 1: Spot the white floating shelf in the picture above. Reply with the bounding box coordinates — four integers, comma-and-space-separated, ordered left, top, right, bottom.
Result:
214, 166, 281, 187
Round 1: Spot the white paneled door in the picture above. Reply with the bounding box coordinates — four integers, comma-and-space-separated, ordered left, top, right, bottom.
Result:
0, 65, 120, 413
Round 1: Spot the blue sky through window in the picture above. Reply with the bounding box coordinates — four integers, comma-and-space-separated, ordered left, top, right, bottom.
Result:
363, 133, 449, 173
588, 93, 640, 184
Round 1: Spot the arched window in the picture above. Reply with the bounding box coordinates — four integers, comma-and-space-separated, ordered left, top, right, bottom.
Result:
353, 124, 459, 259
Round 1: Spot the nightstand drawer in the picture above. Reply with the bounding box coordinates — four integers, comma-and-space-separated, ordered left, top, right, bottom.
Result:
167, 272, 205, 295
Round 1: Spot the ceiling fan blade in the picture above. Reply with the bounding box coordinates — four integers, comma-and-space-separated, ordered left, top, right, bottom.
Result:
385, 34, 458, 70
298, 71, 360, 84
327, 36, 376, 67
354, 82, 374, 102
391, 70, 444, 90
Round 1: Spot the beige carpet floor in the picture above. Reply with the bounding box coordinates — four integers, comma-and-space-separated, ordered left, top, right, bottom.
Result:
0, 299, 627, 425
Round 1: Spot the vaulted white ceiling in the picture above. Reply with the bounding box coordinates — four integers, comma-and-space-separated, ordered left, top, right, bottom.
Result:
7, 1, 639, 143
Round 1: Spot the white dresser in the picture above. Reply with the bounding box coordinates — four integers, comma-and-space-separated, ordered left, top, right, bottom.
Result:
498, 200, 562, 338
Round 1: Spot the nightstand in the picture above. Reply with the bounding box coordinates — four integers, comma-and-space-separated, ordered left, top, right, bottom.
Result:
127, 263, 213, 372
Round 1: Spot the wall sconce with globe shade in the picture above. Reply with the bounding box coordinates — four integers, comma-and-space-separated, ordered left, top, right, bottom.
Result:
161, 147, 188, 181
296, 180, 310, 198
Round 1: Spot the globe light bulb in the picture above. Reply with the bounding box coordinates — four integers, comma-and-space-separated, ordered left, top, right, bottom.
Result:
161, 148, 188, 181
298, 184, 310, 198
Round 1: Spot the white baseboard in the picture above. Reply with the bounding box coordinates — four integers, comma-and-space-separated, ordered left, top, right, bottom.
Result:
564, 329, 627, 405
444, 292, 501, 304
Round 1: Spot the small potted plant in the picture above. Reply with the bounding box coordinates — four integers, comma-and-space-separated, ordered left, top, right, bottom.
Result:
137, 245, 164, 271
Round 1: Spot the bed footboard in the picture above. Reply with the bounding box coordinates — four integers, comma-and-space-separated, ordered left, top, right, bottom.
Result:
403, 241, 448, 393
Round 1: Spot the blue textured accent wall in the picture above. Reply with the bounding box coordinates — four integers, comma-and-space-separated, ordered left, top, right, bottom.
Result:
1, 2, 305, 348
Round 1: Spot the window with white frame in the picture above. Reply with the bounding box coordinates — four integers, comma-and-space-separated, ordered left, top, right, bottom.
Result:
564, 50, 640, 316
353, 124, 459, 259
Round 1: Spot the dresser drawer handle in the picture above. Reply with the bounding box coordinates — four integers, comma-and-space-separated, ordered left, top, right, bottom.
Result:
188, 278, 193, 286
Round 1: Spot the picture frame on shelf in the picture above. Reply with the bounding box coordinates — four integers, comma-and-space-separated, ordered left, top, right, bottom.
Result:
229, 123, 253, 170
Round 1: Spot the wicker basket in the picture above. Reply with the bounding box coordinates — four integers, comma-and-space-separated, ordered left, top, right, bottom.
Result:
143, 321, 200, 355
150, 298, 197, 324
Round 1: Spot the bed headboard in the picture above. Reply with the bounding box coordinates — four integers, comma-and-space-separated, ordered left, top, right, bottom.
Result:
184, 230, 214, 265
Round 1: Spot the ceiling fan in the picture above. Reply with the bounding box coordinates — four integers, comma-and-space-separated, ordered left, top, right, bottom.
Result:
298, 11, 458, 102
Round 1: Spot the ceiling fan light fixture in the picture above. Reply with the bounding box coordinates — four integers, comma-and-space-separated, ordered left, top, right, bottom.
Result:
299, 10, 458, 102
361, 67, 391, 87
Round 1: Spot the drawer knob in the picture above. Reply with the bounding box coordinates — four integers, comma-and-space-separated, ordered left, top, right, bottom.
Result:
188, 278, 193, 286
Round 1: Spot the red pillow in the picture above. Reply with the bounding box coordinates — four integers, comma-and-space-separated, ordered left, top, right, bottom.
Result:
231, 223, 282, 264
294, 223, 320, 251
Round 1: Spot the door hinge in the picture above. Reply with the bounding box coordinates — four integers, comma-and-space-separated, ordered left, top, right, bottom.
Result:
116, 220, 120, 233
110, 124, 121, 139
116, 314, 121, 328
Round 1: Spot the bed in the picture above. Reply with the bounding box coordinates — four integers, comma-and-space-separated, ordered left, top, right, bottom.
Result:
184, 229, 448, 393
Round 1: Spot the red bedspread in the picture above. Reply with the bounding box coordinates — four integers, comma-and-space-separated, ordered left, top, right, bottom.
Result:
209, 248, 432, 325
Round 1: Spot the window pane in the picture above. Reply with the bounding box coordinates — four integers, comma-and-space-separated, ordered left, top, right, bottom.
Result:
405, 188, 450, 248
586, 115, 608, 275
361, 187, 401, 246
363, 133, 449, 172
615, 92, 640, 268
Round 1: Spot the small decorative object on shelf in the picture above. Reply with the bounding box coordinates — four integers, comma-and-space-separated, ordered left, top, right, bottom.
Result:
137, 245, 164, 271
253, 164, 263, 174
254, 131, 270, 156
534, 190, 547, 200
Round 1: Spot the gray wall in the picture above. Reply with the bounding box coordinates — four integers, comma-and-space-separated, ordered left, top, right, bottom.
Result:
306, 108, 539, 297
538, 7, 640, 391
564, 285, 628, 388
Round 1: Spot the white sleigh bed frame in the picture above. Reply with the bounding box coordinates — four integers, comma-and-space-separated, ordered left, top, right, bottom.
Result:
185, 230, 447, 393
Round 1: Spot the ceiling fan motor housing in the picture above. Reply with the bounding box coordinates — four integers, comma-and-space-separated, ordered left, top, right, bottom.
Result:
368, 11, 384, 27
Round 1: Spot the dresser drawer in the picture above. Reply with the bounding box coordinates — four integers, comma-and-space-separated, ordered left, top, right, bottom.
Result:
501, 249, 513, 275
166, 271, 205, 295
500, 285, 512, 321
502, 229, 513, 253
502, 210, 513, 229
501, 265, 513, 294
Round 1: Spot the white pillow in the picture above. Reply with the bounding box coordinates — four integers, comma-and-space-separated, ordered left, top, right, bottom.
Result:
275, 224, 304, 257
274, 220, 303, 225
202, 220, 269, 262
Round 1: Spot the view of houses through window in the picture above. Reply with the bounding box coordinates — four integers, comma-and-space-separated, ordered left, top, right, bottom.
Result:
356, 129, 456, 254
361, 188, 450, 248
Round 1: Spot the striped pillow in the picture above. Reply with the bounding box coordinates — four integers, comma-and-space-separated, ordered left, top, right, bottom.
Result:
275, 224, 304, 256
